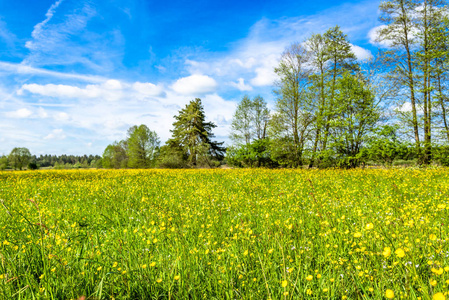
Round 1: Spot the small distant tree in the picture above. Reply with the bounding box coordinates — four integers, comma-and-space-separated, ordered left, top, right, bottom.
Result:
102, 141, 128, 169
0, 155, 8, 170
9, 147, 32, 170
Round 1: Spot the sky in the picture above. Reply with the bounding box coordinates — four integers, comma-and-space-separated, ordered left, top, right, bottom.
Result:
0, 0, 384, 156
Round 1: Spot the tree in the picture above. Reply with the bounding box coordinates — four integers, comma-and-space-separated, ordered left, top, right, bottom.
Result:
331, 72, 380, 167
271, 43, 314, 167
306, 26, 359, 167
102, 141, 128, 169
0, 155, 8, 170
9, 147, 32, 170
230, 95, 270, 146
168, 98, 225, 166
377, 0, 422, 161
127, 125, 160, 168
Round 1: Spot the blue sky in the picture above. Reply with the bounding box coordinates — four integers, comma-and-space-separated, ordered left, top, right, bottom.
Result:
0, 0, 382, 155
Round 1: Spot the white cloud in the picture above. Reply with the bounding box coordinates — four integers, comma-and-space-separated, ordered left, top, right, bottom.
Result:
171, 74, 218, 95
25, 0, 65, 50
38, 107, 48, 118
133, 82, 165, 97
0, 61, 106, 83
20, 81, 125, 101
351, 44, 373, 61
8, 108, 33, 118
54, 112, 70, 121
44, 129, 66, 140
251, 66, 279, 87
368, 25, 390, 46
229, 78, 252, 91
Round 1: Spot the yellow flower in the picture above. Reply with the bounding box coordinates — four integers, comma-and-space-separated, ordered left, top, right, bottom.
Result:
433, 293, 445, 300
150, 262, 156, 267
51, 268, 56, 272
156, 278, 162, 283
153, 238, 158, 243
395, 248, 405, 258
141, 264, 147, 269
306, 289, 312, 295
306, 275, 313, 281
281, 280, 288, 287
317, 274, 322, 279
97, 266, 102, 271
430, 279, 437, 286
2, 240, 10, 246
268, 249, 274, 254
437, 204, 446, 209
0, 274, 4, 279
385, 289, 394, 299
243, 250, 248, 256
283, 291, 289, 296
366, 223, 374, 230
354, 232, 362, 238
112, 262, 118, 268
430, 234, 437, 241
174, 275, 180, 280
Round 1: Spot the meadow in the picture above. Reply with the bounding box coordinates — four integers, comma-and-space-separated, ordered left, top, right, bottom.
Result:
0, 169, 448, 300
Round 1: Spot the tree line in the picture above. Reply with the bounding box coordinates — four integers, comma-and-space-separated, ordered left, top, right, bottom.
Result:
0, 148, 101, 170
2, 0, 449, 170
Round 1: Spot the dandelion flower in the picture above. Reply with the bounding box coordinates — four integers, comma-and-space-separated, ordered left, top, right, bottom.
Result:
156, 278, 162, 283
395, 248, 405, 258
306, 275, 313, 281
354, 232, 362, 238
281, 280, 288, 287
382, 247, 392, 257
174, 275, 180, 280
385, 289, 394, 299
366, 223, 374, 230
433, 293, 445, 300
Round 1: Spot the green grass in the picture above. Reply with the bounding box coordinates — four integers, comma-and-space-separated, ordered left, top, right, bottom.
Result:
0, 169, 448, 299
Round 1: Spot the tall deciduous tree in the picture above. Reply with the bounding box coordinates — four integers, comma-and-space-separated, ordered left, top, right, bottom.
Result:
127, 125, 160, 168
230, 95, 269, 145
271, 43, 314, 167
331, 72, 380, 165
377, 0, 421, 159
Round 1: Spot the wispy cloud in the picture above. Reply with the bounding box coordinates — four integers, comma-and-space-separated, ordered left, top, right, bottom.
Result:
25, 0, 65, 50
0, 61, 106, 83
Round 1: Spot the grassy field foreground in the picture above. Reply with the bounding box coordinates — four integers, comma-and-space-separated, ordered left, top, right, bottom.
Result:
0, 169, 448, 299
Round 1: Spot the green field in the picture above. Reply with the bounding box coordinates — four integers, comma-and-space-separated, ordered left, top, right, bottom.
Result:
1, 169, 448, 299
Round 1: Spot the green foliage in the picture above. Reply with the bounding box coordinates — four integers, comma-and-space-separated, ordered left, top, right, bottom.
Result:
9, 147, 32, 170
365, 125, 408, 166
167, 98, 225, 166
331, 72, 380, 161
226, 139, 274, 168
0, 156, 8, 170
433, 146, 449, 166
156, 142, 188, 169
102, 141, 128, 169
230, 95, 270, 145
127, 125, 160, 168
27, 162, 39, 170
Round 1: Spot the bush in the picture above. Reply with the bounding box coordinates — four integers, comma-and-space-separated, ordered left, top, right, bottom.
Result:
27, 162, 39, 170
